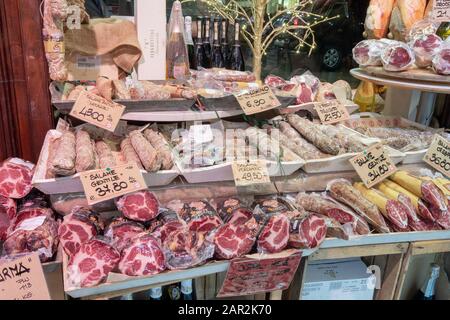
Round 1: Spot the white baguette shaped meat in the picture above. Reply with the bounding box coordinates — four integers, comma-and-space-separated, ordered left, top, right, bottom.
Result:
75, 129, 97, 173
129, 130, 161, 172
143, 128, 174, 170
51, 131, 76, 176
120, 137, 143, 169
287, 114, 340, 155
95, 140, 116, 169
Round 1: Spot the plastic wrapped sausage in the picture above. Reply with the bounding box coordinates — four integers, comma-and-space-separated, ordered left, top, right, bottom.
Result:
143, 128, 174, 170
433, 40, 450, 76
352, 39, 396, 66
120, 137, 143, 169
75, 129, 97, 173
95, 141, 116, 169
318, 125, 366, 153
129, 130, 161, 172
411, 34, 443, 68
364, 0, 395, 39
328, 179, 389, 233
51, 131, 76, 176
287, 114, 340, 155
381, 41, 415, 71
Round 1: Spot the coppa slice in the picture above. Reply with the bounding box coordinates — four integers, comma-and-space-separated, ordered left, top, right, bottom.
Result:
118, 233, 165, 276
257, 214, 290, 254
104, 217, 145, 253
59, 208, 100, 257
214, 218, 259, 260
0, 158, 34, 199
67, 238, 120, 288
116, 190, 160, 222
286, 212, 327, 249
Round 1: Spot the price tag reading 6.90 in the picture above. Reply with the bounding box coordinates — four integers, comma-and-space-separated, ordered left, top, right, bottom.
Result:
80, 163, 147, 205
70, 90, 125, 132
424, 134, 450, 178
231, 160, 271, 187
235, 85, 281, 115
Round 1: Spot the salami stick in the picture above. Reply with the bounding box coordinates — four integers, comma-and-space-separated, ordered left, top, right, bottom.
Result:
75, 130, 97, 172
129, 130, 161, 172
120, 137, 143, 169
95, 141, 116, 169
51, 131, 76, 176
143, 129, 174, 170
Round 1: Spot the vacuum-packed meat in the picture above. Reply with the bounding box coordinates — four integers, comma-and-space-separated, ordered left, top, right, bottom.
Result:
75, 129, 97, 173
95, 140, 116, 169
116, 190, 160, 222
143, 128, 174, 170
120, 137, 143, 169
381, 42, 415, 71
129, 130, 161, 172
51, 131, 76, 176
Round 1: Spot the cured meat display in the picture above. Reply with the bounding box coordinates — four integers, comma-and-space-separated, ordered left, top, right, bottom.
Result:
116, 190, 160, 222
59, 208, 100, 257
0, 158, 34, 199
51, 131, 77, 176
95, 141, 116, 169
214, 218, 259, 259
67, 238, 120, 288
104, 217, 146, 253
0, 196, 16, 241
143, 128, 174, 170
353, 39, 395, 67
75, 130, 97, 173
364, 0, 395, 39
120, 137, 143, 169
257, 214, 289, 254
433, 40, 450, 75
381, 41, 415, 71
388, 0, 426, 41
411, 34, 443, 68
129, 130, 161, 172
118, 233, 165, 276
286, 211, 327, 249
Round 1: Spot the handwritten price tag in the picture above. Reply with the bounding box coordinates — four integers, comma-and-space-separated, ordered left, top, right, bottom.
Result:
231, 160, 271, 187
235, 85, 281, 115
70, 90, 125, 132
432, 0, 450, 22
315, 101, 350, 125
350, 143, 398, 188
80, 163, 147, 205
424, 134, 450, 178
0, 253, 50, 300
217, 249, 302, 298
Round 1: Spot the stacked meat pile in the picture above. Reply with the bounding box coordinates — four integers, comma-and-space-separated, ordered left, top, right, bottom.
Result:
46, 126, 173, 178
0, 158, 60, 262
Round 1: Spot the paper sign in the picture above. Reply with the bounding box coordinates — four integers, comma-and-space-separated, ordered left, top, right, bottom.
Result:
70, 90, 125, 132
0, 253, 50, 300
231, 160, 271, 187
217, 249, 302, 298
235, 85, 281, 115
350, 143, 398, 188
424, 134, 450, 178
433, 0, 450, 22
315, 101, 350, 124
80, 163, 147, 205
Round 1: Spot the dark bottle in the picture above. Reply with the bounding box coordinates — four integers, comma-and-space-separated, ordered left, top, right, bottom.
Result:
211, 17, 224, 68
221, 19, 232, 69
195, 18, 209, 69
203, 16, 212, 65
230, 21, 245, 71
149, 287, 163, 300
185, 16, 196, 70
414, 263, 440, 300
180, 279, 195, 300
167, 283, 182, 300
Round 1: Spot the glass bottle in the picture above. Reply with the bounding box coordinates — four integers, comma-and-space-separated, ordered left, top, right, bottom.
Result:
203, 16, 212, 65
414, 264, 440, 300
221, 19, 232, 69
211, 17, 224, 68
185, 16, 196, 70
195, 18, 209, 69
180, 279, 195, 300
149, 287, 163, 300
230, 21, 245, 71
166, 1, 189, 80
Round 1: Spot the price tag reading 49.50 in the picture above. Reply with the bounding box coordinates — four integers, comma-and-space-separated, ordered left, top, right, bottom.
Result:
235, 85, 281, 115
80, 163, 147, 205
424, 134, 450, 178
70, 90, 125, 132
349, 143, 398, 188
231, 160, 271, 187
315, 100, 350, 125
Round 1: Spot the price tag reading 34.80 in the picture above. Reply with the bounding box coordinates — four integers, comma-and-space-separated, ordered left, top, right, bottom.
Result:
80, 163, 147, 205
424, 134, 450, 178
70, 90, 125, 132
235, 85, 281, 115
315, 101, 350, 125
350, 143, 397, 188
232, 160, 271, 187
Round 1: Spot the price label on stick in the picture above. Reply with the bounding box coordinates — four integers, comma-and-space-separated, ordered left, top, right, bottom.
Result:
232, 159, 271, 187
350, 143, 398, 188
424, 134, 450, 178
432, 0, 450, 22
70, 90, 125, 132
0, 253, 50, 300
235, 85, 281, 115
315, 100, 350, 125
80, 163, 147, 205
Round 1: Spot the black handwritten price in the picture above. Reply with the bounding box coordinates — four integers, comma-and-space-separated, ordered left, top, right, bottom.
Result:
424, 134, 450, 178
315, 101, 350, 124
433, 0, 450, 21
235, 85, 281, 115
324, 110, 343, 122
95, 181, 129, 197
231, 160, 271, 187
79, 107, 105, 122
350, 143, 397, 188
